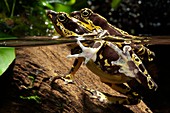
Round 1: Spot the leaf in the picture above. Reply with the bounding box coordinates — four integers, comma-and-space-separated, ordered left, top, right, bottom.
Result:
0, 33, 16, 76
45, 0, 76, 5
111, 0, 121, 9
0, 47, 15, 75
41, 1, 54, 10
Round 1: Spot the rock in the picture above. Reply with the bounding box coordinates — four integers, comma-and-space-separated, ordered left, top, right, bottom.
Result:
0, 38, 152, 113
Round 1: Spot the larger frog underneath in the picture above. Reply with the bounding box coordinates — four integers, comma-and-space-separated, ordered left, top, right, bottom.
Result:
47, 9, 158, 105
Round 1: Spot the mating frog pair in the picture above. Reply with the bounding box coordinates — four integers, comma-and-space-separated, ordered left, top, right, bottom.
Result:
47, 8, 158, 105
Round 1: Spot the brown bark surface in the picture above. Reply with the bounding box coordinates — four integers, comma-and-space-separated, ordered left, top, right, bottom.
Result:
0, 42, 152, 113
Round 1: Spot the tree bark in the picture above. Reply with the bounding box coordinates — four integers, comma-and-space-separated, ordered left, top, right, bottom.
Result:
0, 39, 152, 113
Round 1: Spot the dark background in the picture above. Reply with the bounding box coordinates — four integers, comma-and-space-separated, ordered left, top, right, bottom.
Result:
0, 0, 170, 112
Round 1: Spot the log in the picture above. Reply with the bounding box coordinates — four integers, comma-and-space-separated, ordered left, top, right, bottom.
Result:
0, 41, 152, 113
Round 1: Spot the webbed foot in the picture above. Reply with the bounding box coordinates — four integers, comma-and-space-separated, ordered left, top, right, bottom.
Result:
81, 86, 110, 103
80, 85, 141, 105
61, 74, 74, 84
50, 74, 74, 88
67, 39, 104, 64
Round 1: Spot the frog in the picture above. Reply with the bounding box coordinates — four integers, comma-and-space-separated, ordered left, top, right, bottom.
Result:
47, 10, 158, 105
70, 8, 155, 62
47, 10, 104, 83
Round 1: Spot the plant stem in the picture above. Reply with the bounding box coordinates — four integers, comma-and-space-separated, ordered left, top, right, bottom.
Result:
4, 0, 10, 12
11, 0, 16, 17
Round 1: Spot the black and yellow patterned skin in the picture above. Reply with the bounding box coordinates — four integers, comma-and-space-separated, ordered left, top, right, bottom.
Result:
47, 10, 98, 82
70, 8, 155, 62
47, 9, 158, 105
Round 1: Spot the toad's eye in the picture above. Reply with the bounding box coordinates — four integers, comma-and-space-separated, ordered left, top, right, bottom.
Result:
57, 13, 67, 22
81, 9, 91, 17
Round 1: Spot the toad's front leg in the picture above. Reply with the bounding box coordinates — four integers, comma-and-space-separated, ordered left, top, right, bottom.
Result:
51, 57, 84, 85
67, 40, 105, 64
63, 57, 84, 83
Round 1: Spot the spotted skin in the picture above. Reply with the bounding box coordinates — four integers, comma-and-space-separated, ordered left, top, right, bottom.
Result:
70, 8, 155, 62
68, 40, 157, 89
47, 10, 158, 105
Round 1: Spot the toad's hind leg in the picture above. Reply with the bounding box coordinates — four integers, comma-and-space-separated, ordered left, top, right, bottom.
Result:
131, 44, 155, 62
83, 83, 141, 105
108, 83, 141, 105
